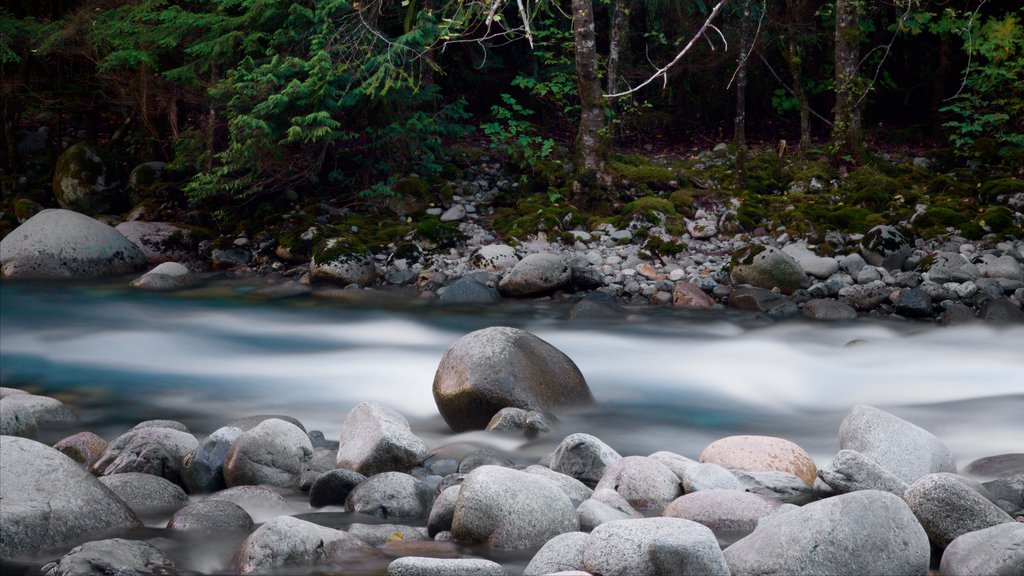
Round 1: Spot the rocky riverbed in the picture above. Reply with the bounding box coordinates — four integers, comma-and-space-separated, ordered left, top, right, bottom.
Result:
2, 327, 1022, 576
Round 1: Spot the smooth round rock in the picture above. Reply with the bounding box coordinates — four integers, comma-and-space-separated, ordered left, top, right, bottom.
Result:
131, 261, 196, 291
497, 252, 571, 297
682, 462, 745, 493
167, 499, 254, 531
964, 453, 1024, 479
133, 419, 189, 432
227, 414, 306, 432
92, 427, 199, 487
98, 472, 188, 515
41, 538, 176, 576
577, 488, 642, 531
839, 404, 956, 483
53, 431, 107, 467
337, 402, 427, 476
428, 485, 460, 537
860, 225, 912, 270
648, 451, 699, 482
348, 523, 429, 547
904, 472, 1015, 548
524, 465, 593, 508
451, 465, 579, 549
523, 532, 588, 576
182, 425, 242, 494
346, 472, 435, 519
723, 490, 930, 576
470, 244, 519, 271
0, 393, 75, 426
895, 287, 934, 318
224, 418, 313, 488
0, 437, 140, 559
439, 277, 502, 304
662, 489, 783, 545
594, 456, 681, 512
458, 448, 514, 473
940, 522, 1024, 576
699, 435, 817, 486
549, 433, 622, 486
730, 246, 810, 295
803, 298, 858, 320
582, 517, 730, 576
309, 468, 367, 508
51, 143, 122, 214
817, 449, 909, 496
433, 327, 593, 432
310, 238, 377, 285
205, 485, 293, 523
731, 470, 816, 505
485, 407, 551, 439
388, 556, 507, 576
230, 515, 374, 574
0, 399, 38, 438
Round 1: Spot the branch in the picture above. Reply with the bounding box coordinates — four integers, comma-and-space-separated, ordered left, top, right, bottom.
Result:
517, 0, 533, 48
604, 0, 729, 98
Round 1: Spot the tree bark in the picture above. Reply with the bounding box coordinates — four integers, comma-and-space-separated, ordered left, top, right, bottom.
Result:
606, 0, 629, 96
734, 0, 751, 183
832, 0, 863, 161
573, 0, 606, 175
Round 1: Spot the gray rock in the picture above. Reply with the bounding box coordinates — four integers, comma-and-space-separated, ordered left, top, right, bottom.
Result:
230, 515, 373, 573
838, 280, 895, 311
51, 143, 124, 214
53, 431, 107, 467
839, 404, 956, 483
525, 465, 594, 508
41, 538, 176, 576
647, 451, 699, 482
470, 244, 519, 271
337, 402, 427, 476
927, 252, 972, 284
433, 327, 593, 432
224, 418, 312, 488
803, 298, 858, 320
182, 425, 242, 494
817, 449, 910, 496
979, 254, 1024, 281
92, 427, 199, 487
549, 433, 622, 486
0, 387, 29, 398
731, 470, 816, 505
297, 470, 322, 492
904, 472, 1015, 548
982, 474, 1024, 515
458, 448, 514, 473
310, 238, 377, 285
860, 225, 912, 270
227, 414, 306, 432
941, 303, 978, 325
451, 465, 578, 549
98, 472, 189, 515
662, 489, 784, 545
576, 489, 641, 531
309, 468, 366, 508
485, 407, 551, 438
1, 209, 146, 278
498, 252, 571, 297
782, 241, 839, 278
724, 490, 929, 576
0, 393, 75, 426
895, 287, 934, 317
346, 472, 435, 519
940, 522, 1024, 576
594, 456, 681, 512
440, 204, 467, 222
0, 437, 140, 559
964, 453, 1024, 478
428, 485, 461, 537
388, 557, 507, 576
682, 462, 744, 493
524, 532, 588, 576
439, 277, 501, 304
0, 399, 37, 438
728, 286, 799, 317
569, 298, 623, 320
569, 264, 606, 291
211, 246, 251, 269
582, 517, 730, 576
980, 298, 1024, 322
348, 523, 429, 546
205, 485, 294, 523
116, 221, 199, 264
839, 253, 867, 276
730, 246, 810, 294
167, 499, 253, 531
133, 419, 189, 432
131, 261, 196, 291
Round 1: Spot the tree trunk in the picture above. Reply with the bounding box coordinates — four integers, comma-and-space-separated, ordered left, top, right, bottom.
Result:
573, 0, 606, 175
734, 0, 751, 184
832, 0, 863, 161
606, 0, 629, 96
788, 39, 811, 151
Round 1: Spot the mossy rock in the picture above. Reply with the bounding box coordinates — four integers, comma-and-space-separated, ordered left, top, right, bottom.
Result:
13, 198, 44, 223
310, 237, 376, 285
743, 151, 793, 195
416, 216, 463, 247
645, 236, 688, 258
977, 207, 1017, 236
619, 196, 683, 233
736, 192, 767, 231
729, 245, 809, 295
52, 142, 126, 214
980, 178, 1024, 202
824, 206, 881, 233
912, 207, 967, 235
606, 155, 678, 190
392, 242, 423, 266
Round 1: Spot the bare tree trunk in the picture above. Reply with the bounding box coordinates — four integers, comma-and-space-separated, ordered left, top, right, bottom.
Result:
734, 0, 751, 184
833, 0, 863, 161
606, 0, 629, 96
573, 0, 606, 175
788, 39, 811, 151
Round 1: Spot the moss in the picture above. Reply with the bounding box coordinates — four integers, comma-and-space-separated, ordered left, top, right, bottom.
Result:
730, 244, 767, 273
736, 192, 766, 231
618, 196, 685, 234
980, 178, 1024, 201
842, 166, 896, 211
960, 221, 985, 240
313, 237, 369, 264
392, 242, 423, 264
826, 206, 878, 232
912, 207, 967, 234
606, 155, 678, 190
927, 174, 972, 198
492, 193, 575, 239
645, 236, 688, 257
743, 150, 793, 195
978, 207, 1016, 236
416, 215, 463, 247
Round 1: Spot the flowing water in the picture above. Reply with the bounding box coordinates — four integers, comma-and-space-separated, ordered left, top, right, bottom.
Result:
2, 278, 1023, 574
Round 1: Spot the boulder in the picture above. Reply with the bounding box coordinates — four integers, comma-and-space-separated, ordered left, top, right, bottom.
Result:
803, 298, 858, 320
167, 499, 253, 531
98, 472, 188, 515
730, 245, 810, 294
205, 485, 293, 523
131, 261, 196, 291
523, 532, 589, 576
348, 523, 429, 546
52, 142, 124, 214
782, 241, 840, 279
53, 431, 107, 467
594, 456, 681, 512
451, 465, 578, 549
182, 425, 242, 494
0, 400, 37, 438
439, 277, 502, 304
309, 468, 367, 508
524, 465, 594, 508
498, 252, 571, 297
345, 472, 435, 519
648, 451, 700, 482
940, 522, 1024, 576
662, 489, 784, 545
310, 238, 377, 285
115, 221, 200, 263
860, 225, 912, 270
92, 427, 199, 487
1, 209, 146, 278
903, 472, 1015, 548
731, 470, 816, 505
41, 538, 176, 576
0, 393, 74, 427
337, 402, 427, 476
0, 436, 140, 559
963, 453, 1024, 479
427, 485, 460, 537
388, 557, 507, 576
433, 327, 593, 432
817, 449, 909, 496
724, 490, 929, 576
839, 404, 956, 483
582, 517, 730, 576
229, 515, 374, 574
549, 433, 622, 487
224, 418, 312, 488
682, 462, 745, 493
699, 435, 817, 486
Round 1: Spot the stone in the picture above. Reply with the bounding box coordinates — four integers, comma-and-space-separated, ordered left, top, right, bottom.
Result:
133, 419, 189, 432
569, 264, 605, 291
458, 449, 514, 473
485, 407, 551, 438
0, 392, 75, 426
895, 287, 934, 318
838, 280, 895, 311
594, 456, 681, 512
803, 298, 858, 320
927, 252, 972, 284
682, 462, 744, 493
817, 449, 909, 496
52, 142, 124, 214
205, 485, 293, 523
699, 435, 817, 486
0, 437, 140, 559
860, 225, 912, 270
115, 221, 200, 263
979, 254, 1024, 281
731, 470, 816, 504
648, 451, 700, 482
433, 327, 593, 432
839, 253, 867, 276
576, 489, 641, 531
524, 465, 594, 508
98, 472, 188, 515
964, 453, 1024, 478
388, 557, 507, 576
942, 302, 978, 325
672, 282, 716, 309
782, 241, 840, 279
940, 522, 1024, 576
428, 485, 461, 537
227, 414, 306, 432
724, 490, 929, 576
182, 425, 242, 494
523, 532, 588, 576
310, 238, 377, 285
309, 468, 367, 508
210, 247, 250, 269
980, 298, 1024, 322
53, 431, 107, 467
730, 245, 810, 294
549, 433, 622, 486
224, 418, 312, 488
92, 426, 199, 487
41, 538, 176, 576
661, 489, 784, 545
470, 244, 519, 271
904, 472, 1015, 548
451, 465, 578, 549
498, 252, 571, 297
0, 399, 37, 438
229, 515, 374, 574
727, 286, 799, 317
983, 474, 1024, 515
1, 209, 146, 278
337, 402, 427, 476
131, 261, 196, 291
439, 277, 501, 304
440, 204, 467, 222
839, 404, 956, 483
582, 517, 730, 576
348, 523, 429, 546
345, 472, 435, 519
167, 499, 253, 531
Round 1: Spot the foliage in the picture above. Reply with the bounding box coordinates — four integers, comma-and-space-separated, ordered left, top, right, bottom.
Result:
481, 93, 555, 170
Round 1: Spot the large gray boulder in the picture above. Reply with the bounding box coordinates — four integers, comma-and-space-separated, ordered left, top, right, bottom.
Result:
115, 221, 200, 263
498, 252, 571, 297
523, 532, 589, 576
903, 473, 1015, 548
98, 472, 189, 516
52, 142, 124, 215
433, 327, 593, 432
310, 238, 377, 285
0, 393, 75, 426
594, 456, 681, 512
730, 245, 810, 294
549, 433, 622, 486
388, 557, 507, 576
0, 436, 141, 559
223, 418, 312, 488
167, 499, 253, 531
839, 404, 956, 484
940, 522, 1024, 576
451, 465, 578, 549
524, 465, 593, 508
229, 515, 374, 574
337, 402, 427, 476
582, 517, 730, 576
817, 449, 909, 496
662, 489, 785, 545
860, 225, 912, 270
41, 538, 177, 576
1, 209, 146, 278
345, 472, 435, 519
723, 490, 930, 576
92, 426, 199, 487
439, 277, 502, 304
0, 400, 37, 438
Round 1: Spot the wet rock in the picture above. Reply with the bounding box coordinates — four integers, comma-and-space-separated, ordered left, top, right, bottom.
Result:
803, 298, 857, 320
230, 515, 373, 574
92, 426, 199, 487
980, 298, 1024, 322
458, 448, 514, 473
41, 538, 176, 576
939, 522, 1024, 576
817, 449, 909, 496
576, 488, 643, 531
182, 425, 241, 494
428, 485, 460, 537
682, 462, 744, 493
549, 433, 622, 487
53, 431, 107, 467
1, 209, 146, 278
470, 244, 519, 271
727, 286, 798, 317
672, 282, 716, 309
227, 414, 306, 432
224, 418, 312, 488
699, 435, 817, 486
116, 221, 199, 264
594, 456, 681, 512
131, 261, 196, 291
99, 472, 188, 515
0, 436, 140, 559
904, 472, 1015, 548
647, 451, 699, 482
569, 263, 605, 291
348, 523, 429, 546
52, 143, 124, 214
662, 489, 784, 545
582, 517, 730, 576
485, 407, 551, 438
433, 327, 593, 432
964, 453, 1024, 478
523, 532, 588, 576
388, 557, 507, 576
730, 246, 810, 295
0, 392, 75, 426
309, 468, 366, 508
839, 404, 956, 483
337, 402, 427, 476
724, 490, 929, 576
860, 225, 912, 270
346, 472, 435, 519
451, 465, 578, 549
310, 238, 377, 285
0, 399, 37, 438
732, 470, 816, 505
941, 302, 977, 325
524, 465, 594, 508
838, 280, 895, 311
498, 252, 571, 297
205, 485, 293, 523
895, 287, 934, 318
167, 499, 253, 531
439, 277, 501, 304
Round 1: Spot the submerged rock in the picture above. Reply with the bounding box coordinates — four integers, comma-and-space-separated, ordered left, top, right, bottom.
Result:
41, 538, 177, 576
